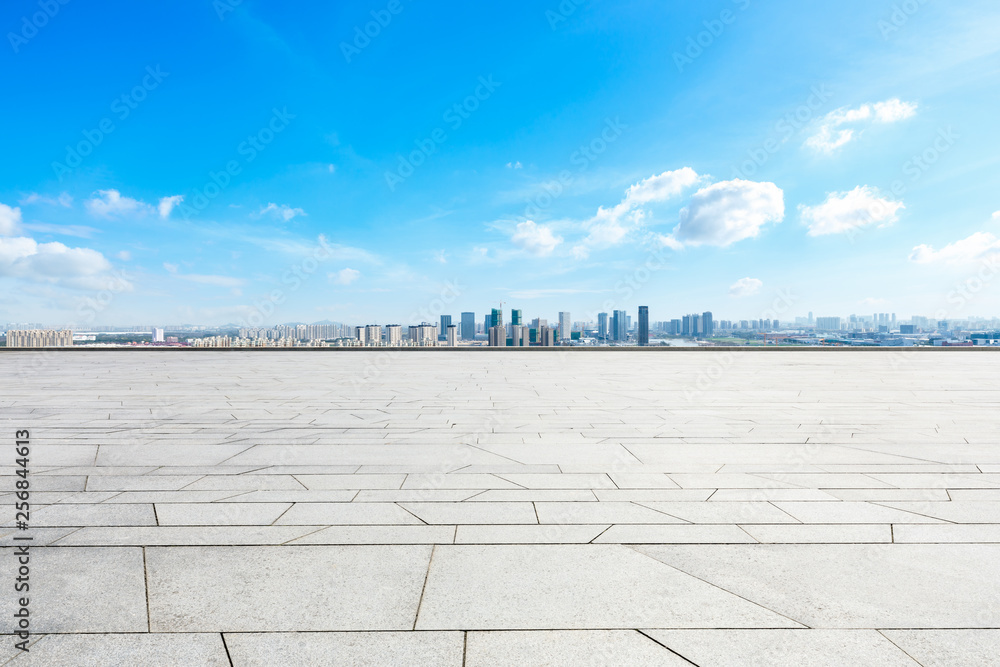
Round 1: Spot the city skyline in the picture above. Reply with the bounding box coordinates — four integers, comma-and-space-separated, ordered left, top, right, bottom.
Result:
3, 2, 1000, 326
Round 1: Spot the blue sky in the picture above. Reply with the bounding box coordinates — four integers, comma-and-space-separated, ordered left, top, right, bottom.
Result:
2, 0, 999, 327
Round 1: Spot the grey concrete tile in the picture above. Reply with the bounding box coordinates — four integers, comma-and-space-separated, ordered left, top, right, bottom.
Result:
637, 501, 800, 524
892, 524, 1000, 543
399, 502, 538, 525
592, 489, 714, 502
771, 502, 945, 524
535, 502, 687, 525
155, 502, 292, 526
455, 524, 608, 544
52, 525, 323, 546
416, 544, 803, 630
182, 475, 306, 490
4, 633, 231, 666
466, 630, 690, 666
740, 524, 892, 544
295, 474, 405, 490
84, 475, 202, 491
594, 524, 757, 544
876, 501, 1000, 523
401, 473, 521, 489
3, 503, 156, 527
224, 631, 464, 667
633, 544, 1000, 628
880, 629, 1000, 666
466, 489, 596, 502
275, 502, 424, 525
495, 473, 617, 489
288, 525, 456, 544
0, 547, 146, 632
645, 629, 919, 666
147, 545, 431, 631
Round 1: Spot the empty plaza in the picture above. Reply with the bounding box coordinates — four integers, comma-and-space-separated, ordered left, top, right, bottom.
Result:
2, 349, 999, 665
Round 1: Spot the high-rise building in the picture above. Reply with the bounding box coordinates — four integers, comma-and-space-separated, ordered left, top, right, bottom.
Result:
364, 324, 382, 345
440, 315, 452, 339
538, 325, 555, 346
511, 309, 523, 327
446, 324, 457, 346
511, 324, 529, 347
558, 312, 571, 340
152, 327, 165, 343
460, 312, 475, 340
490, 308, 503, 328
702, 311, 713, 337
597, 313, 609, 340
6, 329, 73, 347
612, 310, 627, 341
815, 316, 842, 331
488, 325, 506, 347
638, 306, 649, 346
386, 325, 402, 346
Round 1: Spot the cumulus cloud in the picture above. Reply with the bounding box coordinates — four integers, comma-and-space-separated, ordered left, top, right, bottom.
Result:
670, 179, 784, 247
330, 268, 361, 285
729, 277, 763, 297
511, 221, 562, 256
0, 203, 23, 236
909, 232, 1000, 265
800, 186, 904, 236
158, 195, 184, 219
572, 168, 701, 257
0, 236, 118, 289
992, 211, 1000, 221
805, 98, 917, 153
85, 190, 151, 218
116, 251, 131, 261
258, 203, 306, 222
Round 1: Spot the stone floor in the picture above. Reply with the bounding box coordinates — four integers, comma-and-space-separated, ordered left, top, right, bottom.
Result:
2, 349, 999, 665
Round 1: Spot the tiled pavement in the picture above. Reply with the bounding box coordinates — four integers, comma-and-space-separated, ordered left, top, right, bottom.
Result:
2, 349, 1000, 665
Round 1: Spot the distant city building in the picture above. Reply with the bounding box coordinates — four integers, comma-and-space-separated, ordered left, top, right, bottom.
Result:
815, 317, 843, 331
511, 324, 530, 347
460, 312, 475, 340
638, 306, 649, 346
611, 310, 627, 341
446, 324, 457, 346
488, 325, 506, 347
440, 315, 452, 339
6, 329, 73, 348
597, 312, 609, 340
364, 324, 382, 346
538, 325, 555, 346
899, 324, 916, 334
152, 327, 165, 343
386, 325, 402, 346
511, 309, 523, 327
408, 324, 437, 346
490, 308, 503, 328
558, 312, 571, 340
702, 311, 713, 337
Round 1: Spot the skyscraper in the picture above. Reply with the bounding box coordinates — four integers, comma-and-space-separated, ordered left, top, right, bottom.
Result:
559, 312, 571, 340
440, 315, 452, 338
702, 311, 713, 337
597, 312, 609, 341
638, 306, 649, 346
511, 309, 523, 327
612, 310, 627, 341
490, 308, 503, 328
461, 312, 475, 340
446, 324, 457, 346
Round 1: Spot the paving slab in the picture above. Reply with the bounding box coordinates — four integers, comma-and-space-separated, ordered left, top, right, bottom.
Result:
224, 631, 464, 666
466, 630, 690, 666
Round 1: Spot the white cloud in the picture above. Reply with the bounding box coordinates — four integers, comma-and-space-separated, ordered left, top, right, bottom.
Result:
19, 192, 73, 208
511, 221, 562, 257
330, 268, 361, 285
433, 250, 448, 264
0, 203, 23, 236
805, 98, 917, 153
116, 251, 132, 261
992, 211, 1000, 221
800, 186, 904, 236
174, 273, 244, 287
572, 168, 701, 257
729, 277, 763, 297
506, 161, 523, 169
258, 203, 306, 222
85, 190, 151, 218
909, 232, 1000, 265
0, 236, 117, 289
158, 195, 184, 219
671, 179, 784, 247
163, 262, 179, 274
